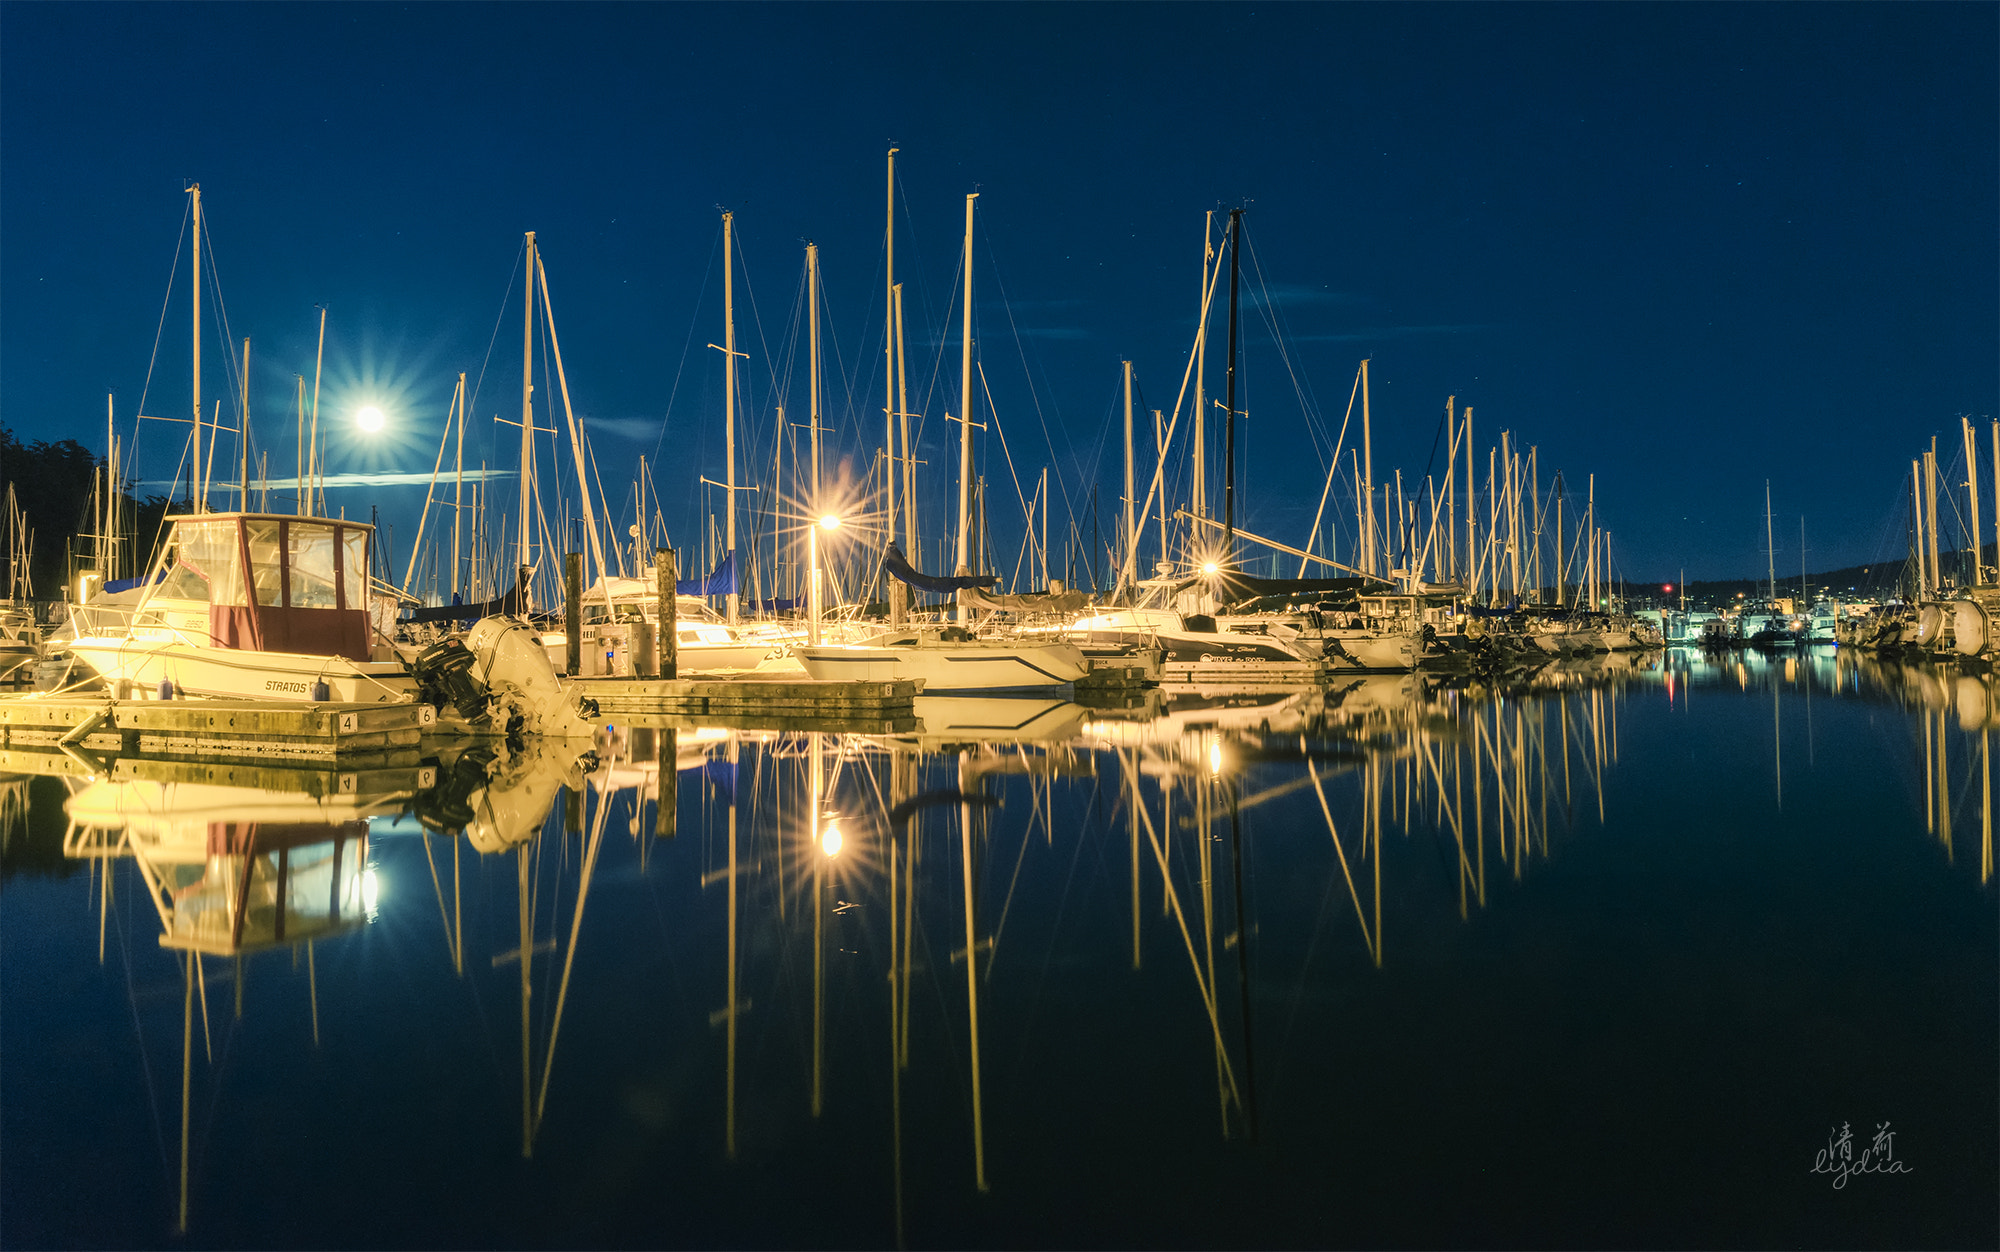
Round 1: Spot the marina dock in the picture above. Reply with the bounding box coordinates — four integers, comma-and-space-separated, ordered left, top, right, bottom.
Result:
0, 694, 435, 763
570, 674, 918, 720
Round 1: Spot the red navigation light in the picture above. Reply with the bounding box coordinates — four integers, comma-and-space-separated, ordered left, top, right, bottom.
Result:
1662, 584, 1673, 593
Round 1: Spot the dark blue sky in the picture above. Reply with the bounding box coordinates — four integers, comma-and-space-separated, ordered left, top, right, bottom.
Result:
3, 2, 1993, 582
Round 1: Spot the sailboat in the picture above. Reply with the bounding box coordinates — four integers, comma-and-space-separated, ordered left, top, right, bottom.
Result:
0, 483, 39, 680
793, 189, 1088, 693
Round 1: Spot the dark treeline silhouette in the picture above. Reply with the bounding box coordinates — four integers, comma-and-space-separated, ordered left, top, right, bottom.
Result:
0, 425, 176, 599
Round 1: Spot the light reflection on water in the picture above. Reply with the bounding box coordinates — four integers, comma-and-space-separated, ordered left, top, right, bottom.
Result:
1, 650, 1993, 1248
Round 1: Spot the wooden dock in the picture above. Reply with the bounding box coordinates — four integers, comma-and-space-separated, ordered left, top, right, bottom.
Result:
573, 675, 918, 720
0, 693, 435, 763
0, 743, 433, 793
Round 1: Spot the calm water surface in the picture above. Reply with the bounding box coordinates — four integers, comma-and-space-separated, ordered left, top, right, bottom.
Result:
2, 651, 1994, 1249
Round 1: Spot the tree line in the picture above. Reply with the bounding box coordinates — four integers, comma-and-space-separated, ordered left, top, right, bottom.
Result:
0, 426, 177, 600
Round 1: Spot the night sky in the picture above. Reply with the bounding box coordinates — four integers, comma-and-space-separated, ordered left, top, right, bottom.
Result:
3, 2, 1993, 583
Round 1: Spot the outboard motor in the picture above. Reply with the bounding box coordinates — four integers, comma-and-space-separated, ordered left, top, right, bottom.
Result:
413, 635, 489, 722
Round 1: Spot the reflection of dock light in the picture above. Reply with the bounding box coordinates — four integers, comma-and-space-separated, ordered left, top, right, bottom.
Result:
361, 868, 380, 910
1208, 740, 1223, 776
820, 823, 843, 858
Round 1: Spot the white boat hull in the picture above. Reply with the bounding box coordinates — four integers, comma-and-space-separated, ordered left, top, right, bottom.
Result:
795, 639, 1088, 692
65, 634, 416, 704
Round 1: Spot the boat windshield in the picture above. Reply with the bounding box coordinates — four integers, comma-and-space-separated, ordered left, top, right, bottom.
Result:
288, 525, 339, 608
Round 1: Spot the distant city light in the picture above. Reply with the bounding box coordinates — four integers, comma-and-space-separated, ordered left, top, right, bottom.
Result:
1663, 584, 1674, 593
356, 405, 385, 433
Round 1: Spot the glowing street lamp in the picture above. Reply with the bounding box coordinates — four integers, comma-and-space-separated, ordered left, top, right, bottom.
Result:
808, 512, 842, 646
356, 404, 385, 433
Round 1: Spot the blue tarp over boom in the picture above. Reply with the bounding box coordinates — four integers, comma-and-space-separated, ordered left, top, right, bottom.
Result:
677, 555, 735, 597
881, 543, 997, 594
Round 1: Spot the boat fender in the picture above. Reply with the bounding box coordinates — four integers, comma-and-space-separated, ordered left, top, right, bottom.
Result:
158, 678, 174, 700
1952, 601, 1990, 658
1917, 604, 1944, 646
310, 680, 330, 702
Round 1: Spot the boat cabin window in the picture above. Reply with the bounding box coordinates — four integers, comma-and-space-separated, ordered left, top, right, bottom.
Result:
157, 516, 369, 613
244, 519, 284, 606
155, 558, 210, 602
288, 524, 339, 608
344, 529, 368, 609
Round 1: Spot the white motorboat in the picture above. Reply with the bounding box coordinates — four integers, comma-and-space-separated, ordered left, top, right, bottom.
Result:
60, 511, 596, 737
539, 574, 777, 675
795, 628, 1089, 692
63, 511, 419, 703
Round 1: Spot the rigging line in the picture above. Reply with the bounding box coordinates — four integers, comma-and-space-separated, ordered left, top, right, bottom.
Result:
1117, 232, 1228, 586
131, 198, 193, 477
584, 435, 626, 579
471, 237, 530, 470
650, 227, 718, 465
975, 362, 1037, 551
982, 231, 1079, 527
199, 214, 246, 427
914, 242, 966, 462
1243, 229, 1331, 457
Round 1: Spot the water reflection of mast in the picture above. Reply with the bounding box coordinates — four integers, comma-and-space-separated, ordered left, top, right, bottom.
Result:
957, 748, 989, 1192
1116, 748, 1246, 1136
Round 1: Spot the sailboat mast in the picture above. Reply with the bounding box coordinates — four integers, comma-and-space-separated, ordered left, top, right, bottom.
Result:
239, 338, 251, 511
808, 242, 821, 502
1764, 479, 1776, 603
1222, 207, 1242, 560
1587, 473, 1596, 609
884, 149, 898, 552
1122, 360, 1135, 594
1463, 406, 1475, 594
1925, 439, 1942, 596
894, 283, 913, 553
453, 372, 465, 597
1964, 416, 1983, 585
105, 394, 115, 579
1554, 474, 1564, 608
1360, 359, 1375, 578
519, 230, 537, 608
1194, 212, 1211, 522
309, 307, 325, 516
724, 213, 739, 626
1911, 459, 1927, 597
955, 193, 977, 611
190, 184, 203, 512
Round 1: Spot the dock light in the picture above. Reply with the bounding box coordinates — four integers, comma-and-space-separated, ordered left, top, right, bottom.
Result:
818, 513, 841, 531
356, 404, 385, 433
820, 822, 843, 858
1201, 561, 1219, 576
